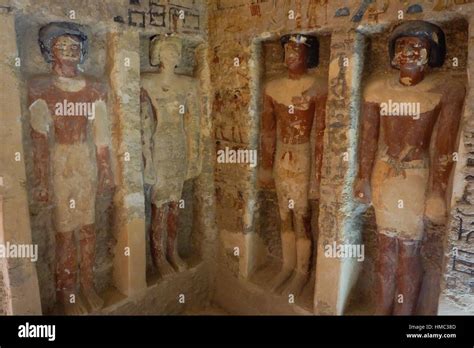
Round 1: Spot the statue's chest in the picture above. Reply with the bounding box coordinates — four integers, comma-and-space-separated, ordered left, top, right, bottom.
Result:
148, 90, 186, 124
365, 78, 443, 115
267, 81, 316, 111
48, 91, 95, 136
381, 89, 441, 115
53, 113, 88, 131
290, 94, 313, 111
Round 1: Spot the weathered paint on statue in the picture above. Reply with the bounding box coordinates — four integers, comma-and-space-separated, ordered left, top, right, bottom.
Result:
28, 22, 114, 314
259, 34, 327, 296
140, 35, 201, 276
355, 21, 465, 315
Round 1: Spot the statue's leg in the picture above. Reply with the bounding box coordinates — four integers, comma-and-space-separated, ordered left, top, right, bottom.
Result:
270, 208, 296, 292
416, 232, 442, 315
416, 270, 440, 315
270, 154, 298, 292
393, 239, 423, 315
374, 232, 397, 315
371, 160, 427, 314
280, 142, 312, 297
281, 205, 312, 296
79, 223, 104, 311
391, 164, 426, 315
166, 201, 187, 272
56, 231, 87, 315
271, 143, 312, 294
416, 219, 443, 315
53, 153, 88, 315
150, 203, 175, 276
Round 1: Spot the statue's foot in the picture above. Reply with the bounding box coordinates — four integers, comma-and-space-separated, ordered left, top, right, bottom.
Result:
81, 286, 104, 312
63, 297, 88, 315
269, 267, 294, 292
280, 272, 308, 297
169, 253, 187, 272
155, 257, 176, 277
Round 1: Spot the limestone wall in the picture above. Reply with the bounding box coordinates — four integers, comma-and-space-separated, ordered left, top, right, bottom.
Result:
209, 0, 474, 315
0, 0, 473, 316
0, 0, 216, 315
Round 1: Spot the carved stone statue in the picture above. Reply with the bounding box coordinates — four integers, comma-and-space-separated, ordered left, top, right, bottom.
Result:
355, 21, 466, 315
28, 22, 114, 314
259, 34, 327, 295
140, 35, 201, 276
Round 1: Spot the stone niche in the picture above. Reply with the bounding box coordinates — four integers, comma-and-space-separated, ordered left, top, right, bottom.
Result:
139, 33, 207, 284
346, 18, 469, 315
251, 33, 331, 311
16, 17, 115, 314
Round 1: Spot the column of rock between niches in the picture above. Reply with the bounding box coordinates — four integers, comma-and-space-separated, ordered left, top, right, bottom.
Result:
193, 44, 219, 270
438, 13, 474, 315
107, 30, 147, 297
314, 30, 365, 315
0, 10, 42, 314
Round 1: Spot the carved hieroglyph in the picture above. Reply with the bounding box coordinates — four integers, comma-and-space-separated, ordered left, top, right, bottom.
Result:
140, 35, 201, 276
28, 22, 114, 315
259, 34, 327, 296
355, 21, 466, 315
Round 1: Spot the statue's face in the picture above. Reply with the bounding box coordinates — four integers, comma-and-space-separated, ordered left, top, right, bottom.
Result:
392, 36, 430, 69
51, 35, 82, 65
284, 41, 308, 71
150, 40, 182, 68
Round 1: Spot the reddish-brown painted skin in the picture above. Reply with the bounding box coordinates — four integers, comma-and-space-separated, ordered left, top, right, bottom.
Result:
166, 201, 179, 261
55, 231, 77, 304
79, 223, 97, 290
374, 233, 397, 314
150, 204, 166, 268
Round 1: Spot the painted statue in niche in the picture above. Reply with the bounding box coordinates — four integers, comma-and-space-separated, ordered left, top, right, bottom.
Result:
140, 35, 201, 276
28, 22, 114, 314
259, 34, 327, 295
355, 21, 466, 315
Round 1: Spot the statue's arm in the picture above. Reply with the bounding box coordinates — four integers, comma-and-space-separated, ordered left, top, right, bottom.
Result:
258, 92, 276, 188
92, 99, 114, 194
354, 101, 380, 203
430, 83, 466, 198
140, 87, 156, 184
29, 98, 52, 202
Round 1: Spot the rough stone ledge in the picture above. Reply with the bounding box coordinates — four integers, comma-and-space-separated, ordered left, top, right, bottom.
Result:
214, 269, 312, 315
96, 261, 210, 315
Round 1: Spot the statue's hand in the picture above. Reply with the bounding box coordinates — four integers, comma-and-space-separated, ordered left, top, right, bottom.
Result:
258, 168, 275, 190
34, 186, 49, 203
425, 193, 447, 225
354, 177, 371, 204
